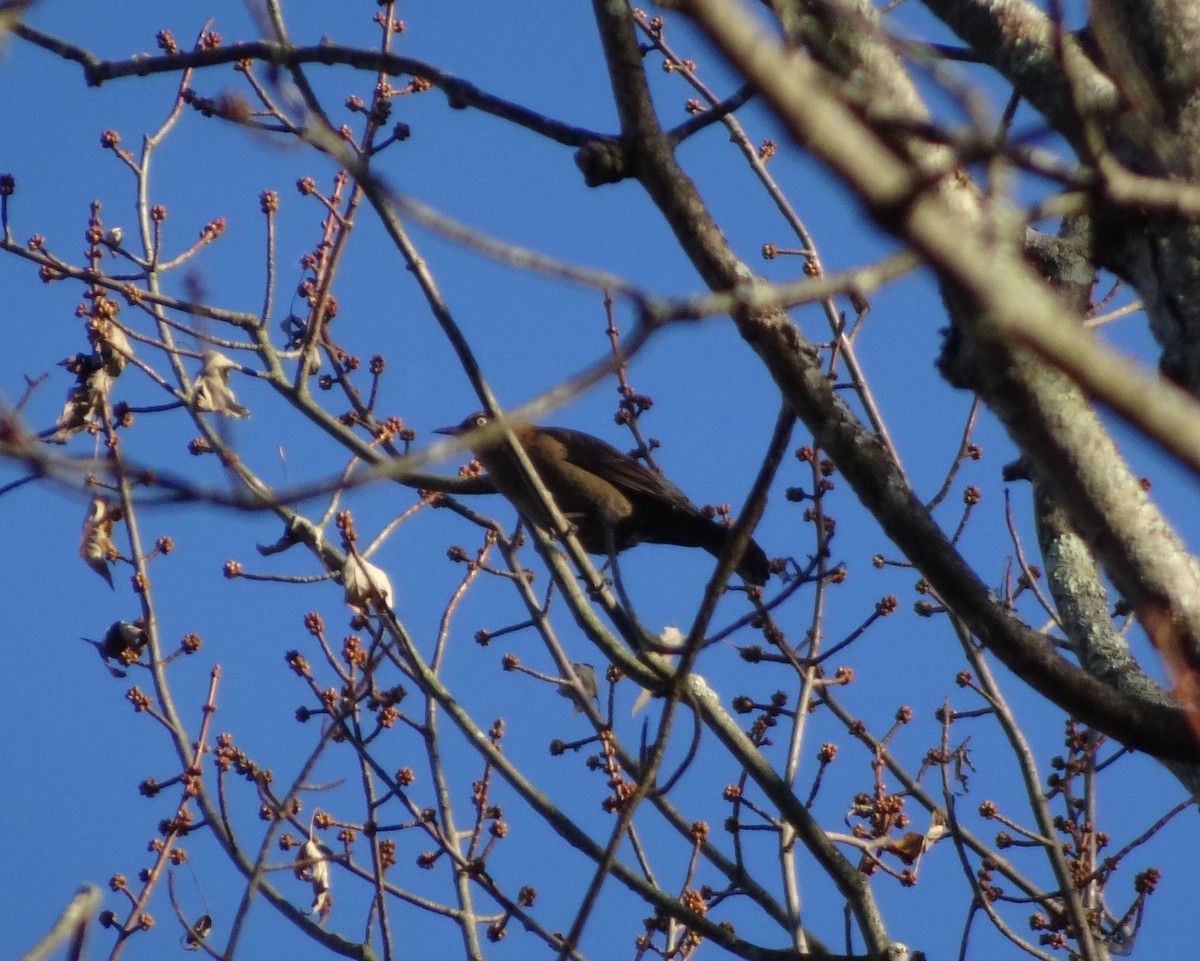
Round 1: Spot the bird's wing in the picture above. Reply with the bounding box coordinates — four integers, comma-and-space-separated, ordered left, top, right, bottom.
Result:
538, 427, 696, 509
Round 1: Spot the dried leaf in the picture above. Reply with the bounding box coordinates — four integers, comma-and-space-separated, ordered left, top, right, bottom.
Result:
96, 320, 131, 377
47, 321, 133, 443
295, 838, 332, 919
79, 495, 122, 587
632, 626, 684, 715
882, 831, 926, 865
49, 355, 112, 443
342, 552, 393, 615
191, 352, 250, 418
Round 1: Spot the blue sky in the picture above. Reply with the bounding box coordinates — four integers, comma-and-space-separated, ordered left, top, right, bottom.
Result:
1, 3, 1195, 960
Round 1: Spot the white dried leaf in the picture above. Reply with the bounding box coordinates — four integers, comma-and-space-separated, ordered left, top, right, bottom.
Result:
192, 352, 250, 418
295, 838, 332, 919
342, 552, 393, 614
632, 626, 685, 715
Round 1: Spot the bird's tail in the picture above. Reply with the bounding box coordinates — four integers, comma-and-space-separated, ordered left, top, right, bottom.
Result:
649, 513, 771, 585
715, 532, 771, 586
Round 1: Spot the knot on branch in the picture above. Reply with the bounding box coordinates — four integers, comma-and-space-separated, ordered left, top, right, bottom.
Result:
574, 138, 634, 186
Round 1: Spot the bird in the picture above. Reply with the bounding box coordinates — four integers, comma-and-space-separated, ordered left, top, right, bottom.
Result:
435, 412, 771, 585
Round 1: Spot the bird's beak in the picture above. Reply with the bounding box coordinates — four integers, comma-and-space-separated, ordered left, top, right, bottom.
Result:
433, 425, 461, 437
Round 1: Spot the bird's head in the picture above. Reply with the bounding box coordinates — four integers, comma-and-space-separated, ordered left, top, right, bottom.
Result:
433, 411, 492, 438
435, 411, 533, 453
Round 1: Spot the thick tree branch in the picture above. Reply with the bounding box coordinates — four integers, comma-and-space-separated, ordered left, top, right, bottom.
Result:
919, 0, 1200, 394
662, 0, 1200, 762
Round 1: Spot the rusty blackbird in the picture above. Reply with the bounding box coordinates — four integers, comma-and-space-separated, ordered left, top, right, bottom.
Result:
436, 412, 771, 585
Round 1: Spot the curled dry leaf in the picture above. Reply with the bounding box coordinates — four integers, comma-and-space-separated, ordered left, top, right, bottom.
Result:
79, 495, 122, 588
48, 320, 131, 443
96, 320, 131, 377
191, 352, 250, 418
294, 838, 332, 920
632, 625, 685, 715
342, 551, 393, 615
881, 810, 947, 869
